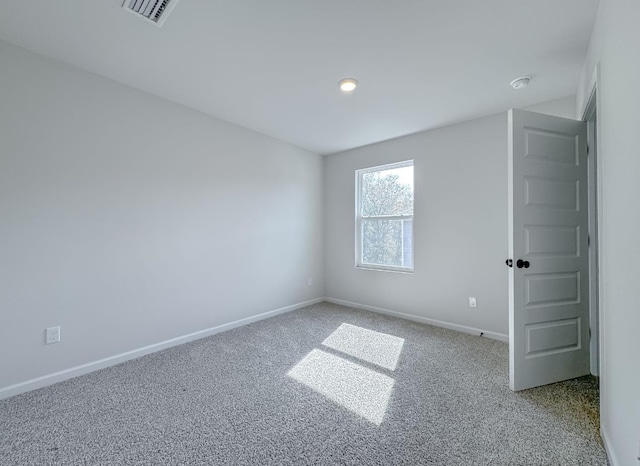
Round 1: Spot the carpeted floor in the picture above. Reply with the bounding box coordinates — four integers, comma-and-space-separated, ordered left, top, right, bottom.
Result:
0, 302, 607, 465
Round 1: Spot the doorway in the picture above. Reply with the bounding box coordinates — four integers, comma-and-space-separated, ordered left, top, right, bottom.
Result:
507, 109, 590, 391
583, 88, 600, 377
507, 85, 602, 391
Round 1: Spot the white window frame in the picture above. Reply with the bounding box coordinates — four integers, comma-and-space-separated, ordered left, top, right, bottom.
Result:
355, 160, 414, 273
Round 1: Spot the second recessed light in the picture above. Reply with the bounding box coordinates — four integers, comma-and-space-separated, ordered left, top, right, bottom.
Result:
338, 78, 359, 93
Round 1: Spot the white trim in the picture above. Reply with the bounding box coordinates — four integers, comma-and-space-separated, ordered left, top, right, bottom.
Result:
356, 159, 414, 174
323, 297, 509, 343
579, 65, 600, 121
0, 297, 323, 401
589, 62, 609, 465
580, 62, 606, 388
583, 75, 601, 377
355, 265, 414, 274
601, 426, 620, 466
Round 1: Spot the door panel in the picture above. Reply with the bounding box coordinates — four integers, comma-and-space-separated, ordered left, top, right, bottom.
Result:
526, 318, 580, 356
508, 109, 589, 391
525, 130, 579, 165
525, 225, 579, 257
524, 177, 578, 210
525, 272, 580, 307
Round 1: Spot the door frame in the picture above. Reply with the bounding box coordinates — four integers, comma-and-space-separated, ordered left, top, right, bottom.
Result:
580, 63, 603, 378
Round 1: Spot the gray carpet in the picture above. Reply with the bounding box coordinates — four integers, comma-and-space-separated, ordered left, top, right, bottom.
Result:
0, 302, 607, 465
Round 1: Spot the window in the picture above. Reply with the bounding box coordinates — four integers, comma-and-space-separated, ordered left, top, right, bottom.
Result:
356, 160, 414, 272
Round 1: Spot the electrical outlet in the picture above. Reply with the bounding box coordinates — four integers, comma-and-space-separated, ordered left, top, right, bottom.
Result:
307, 277, 313, 287
469, 297, 477, 308
45, 326, 60, 344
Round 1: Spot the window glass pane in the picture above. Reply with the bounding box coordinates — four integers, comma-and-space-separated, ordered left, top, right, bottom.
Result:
362, 219, 413, 268
361, 166, 413, 216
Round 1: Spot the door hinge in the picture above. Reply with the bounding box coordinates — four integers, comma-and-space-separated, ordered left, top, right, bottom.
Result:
589, 327, 592, 339
587, 144, 590, 155
588, 234, 591, 247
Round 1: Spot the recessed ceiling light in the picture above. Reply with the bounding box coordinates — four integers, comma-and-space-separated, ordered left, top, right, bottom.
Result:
338, 78, 359, 93
510, 76, 531, 90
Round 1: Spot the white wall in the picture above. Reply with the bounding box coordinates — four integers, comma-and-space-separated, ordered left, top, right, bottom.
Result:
324, 113, 508, 338
0, 41, 324, 393
522, 95, 577, 119
576, 1, 640, 464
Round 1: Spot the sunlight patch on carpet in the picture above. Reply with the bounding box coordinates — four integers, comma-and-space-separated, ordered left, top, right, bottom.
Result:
321, 323, 405, 371
287, 349, 394, 425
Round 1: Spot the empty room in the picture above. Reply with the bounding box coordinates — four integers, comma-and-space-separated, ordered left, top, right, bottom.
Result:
1, 0, 638, 465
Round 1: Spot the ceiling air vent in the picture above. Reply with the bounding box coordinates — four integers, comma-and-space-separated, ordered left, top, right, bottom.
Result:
122, 0, 179, 27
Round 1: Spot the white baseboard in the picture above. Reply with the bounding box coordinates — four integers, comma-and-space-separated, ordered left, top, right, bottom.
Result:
601, 425, 620, 466
0, 297, 323, 401
323, 297, 509, 343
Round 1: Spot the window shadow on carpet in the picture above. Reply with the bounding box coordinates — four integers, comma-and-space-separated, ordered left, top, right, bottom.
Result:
287, 323, 405, 425
321, 323, 405, 371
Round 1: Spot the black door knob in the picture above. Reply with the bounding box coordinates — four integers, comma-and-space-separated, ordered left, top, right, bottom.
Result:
505, 259, 513, 267
516, 259, 531, 269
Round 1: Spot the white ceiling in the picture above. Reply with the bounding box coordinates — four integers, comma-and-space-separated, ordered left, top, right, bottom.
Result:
0, 0, 599, 154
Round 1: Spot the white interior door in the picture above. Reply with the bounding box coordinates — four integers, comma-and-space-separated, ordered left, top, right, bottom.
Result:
508, 109, 590, 392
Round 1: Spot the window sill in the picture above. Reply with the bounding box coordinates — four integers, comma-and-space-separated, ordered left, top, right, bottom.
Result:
356, 265, 414, 274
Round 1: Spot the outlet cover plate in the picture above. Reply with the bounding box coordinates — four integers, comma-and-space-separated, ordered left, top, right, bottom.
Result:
46, 326, 60, 344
